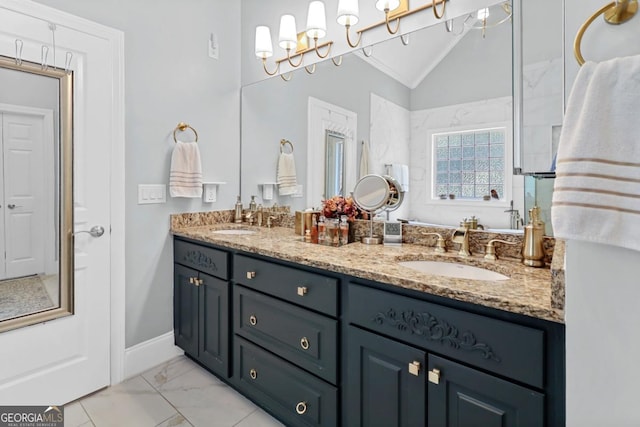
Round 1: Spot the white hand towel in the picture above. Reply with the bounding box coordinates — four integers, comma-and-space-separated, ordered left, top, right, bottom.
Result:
169, 141, 203, 198
277, 152, 298, 196
551, 55, 640, 252
359, 140, 370, 179
390, 163, 409, 192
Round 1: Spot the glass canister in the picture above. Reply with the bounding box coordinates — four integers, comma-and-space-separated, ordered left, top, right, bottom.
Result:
339, 215, 349, 245
325, 218, 340, 246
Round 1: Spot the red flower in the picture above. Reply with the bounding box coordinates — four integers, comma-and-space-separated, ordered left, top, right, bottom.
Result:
321, 196, 367, 221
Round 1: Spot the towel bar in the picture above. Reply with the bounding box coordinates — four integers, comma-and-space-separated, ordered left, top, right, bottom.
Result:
280, 139, 294, 153
574, 0, 638, 65
173, 122, 198, 143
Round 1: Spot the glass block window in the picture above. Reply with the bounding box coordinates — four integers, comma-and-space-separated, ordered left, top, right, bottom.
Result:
433, 127, 506, 200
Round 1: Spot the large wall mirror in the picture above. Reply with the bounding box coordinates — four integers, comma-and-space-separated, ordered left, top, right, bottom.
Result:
0, 56, 73, 333
241, 0, 563, 232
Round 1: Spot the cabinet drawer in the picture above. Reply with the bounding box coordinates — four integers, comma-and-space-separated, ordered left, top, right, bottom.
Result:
174, 239, 228, 279
235, 336, 337, 427
348, 284, 544, 388
235, 285, 337, 384
234, 254, 337, 317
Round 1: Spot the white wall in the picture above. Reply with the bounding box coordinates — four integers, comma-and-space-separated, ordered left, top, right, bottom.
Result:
34, 0, 241, 348
564, 0, 640, 425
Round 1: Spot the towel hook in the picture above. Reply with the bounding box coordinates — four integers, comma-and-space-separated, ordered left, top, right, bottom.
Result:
64, 52, 73, 75
280, 139, 294, 153
574, 0, 638, 65
15, 40, 23, 65
41, 45, 49, 70
173, 122, 198, 143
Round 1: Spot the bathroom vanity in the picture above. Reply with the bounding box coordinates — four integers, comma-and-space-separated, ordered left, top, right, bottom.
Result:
172, 223, 564, 427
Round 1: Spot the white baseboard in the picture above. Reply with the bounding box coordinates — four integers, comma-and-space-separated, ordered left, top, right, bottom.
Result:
123, 331, 184, 380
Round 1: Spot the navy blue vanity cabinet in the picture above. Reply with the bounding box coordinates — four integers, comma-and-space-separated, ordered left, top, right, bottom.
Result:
346, 326, 426, 427
173, 238, 230, 378
346, 283, 563, 427
232, 254, 339, 427
427, 354, 544, 426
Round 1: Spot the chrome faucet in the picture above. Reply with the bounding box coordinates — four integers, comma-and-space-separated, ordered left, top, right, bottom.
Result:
451, 225, 471, 257
504, 200, 523, 230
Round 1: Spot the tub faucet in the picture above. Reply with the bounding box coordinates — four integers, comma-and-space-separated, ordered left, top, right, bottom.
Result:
451, 225, 471, 257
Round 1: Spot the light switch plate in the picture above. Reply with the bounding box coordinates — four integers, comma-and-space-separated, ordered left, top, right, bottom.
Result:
138, 184, 166, 204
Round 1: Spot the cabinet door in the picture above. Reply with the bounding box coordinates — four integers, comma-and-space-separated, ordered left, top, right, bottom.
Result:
199, 272, 229, 378
174, 264, 199, 356
428, 354, 544, 427
347, 326, 426, 427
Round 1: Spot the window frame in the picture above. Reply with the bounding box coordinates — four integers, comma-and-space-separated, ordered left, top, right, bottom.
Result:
426, 121, 513, 208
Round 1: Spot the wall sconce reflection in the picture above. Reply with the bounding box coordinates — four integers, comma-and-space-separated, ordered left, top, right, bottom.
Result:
338, 0, 448, 48
255, 1, 337, 79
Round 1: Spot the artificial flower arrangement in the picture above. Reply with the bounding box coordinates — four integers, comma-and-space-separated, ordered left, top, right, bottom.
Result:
321, 195, 368, 222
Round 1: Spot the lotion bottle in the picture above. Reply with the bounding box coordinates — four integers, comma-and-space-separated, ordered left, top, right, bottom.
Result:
234, 196, 243, 224
522, 206, 545, 267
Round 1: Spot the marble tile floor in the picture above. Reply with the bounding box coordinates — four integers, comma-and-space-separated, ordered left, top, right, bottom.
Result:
65, 355, 284, 427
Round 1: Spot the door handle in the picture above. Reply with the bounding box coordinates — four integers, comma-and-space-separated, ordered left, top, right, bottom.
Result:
74, 225, 105, 238
7, 204, 22, 209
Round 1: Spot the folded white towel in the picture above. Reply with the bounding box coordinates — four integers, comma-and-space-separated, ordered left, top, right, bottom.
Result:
551, 55, 640, 252
359, 140, 370, 179
277, 152, 297, 196
169, 141, 203, 198
390, 163, 409, 193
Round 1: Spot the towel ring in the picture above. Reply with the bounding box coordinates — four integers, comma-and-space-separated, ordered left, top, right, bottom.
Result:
574, 0, 638, 65
280, 139, 294, 153
173, 122, 198, 143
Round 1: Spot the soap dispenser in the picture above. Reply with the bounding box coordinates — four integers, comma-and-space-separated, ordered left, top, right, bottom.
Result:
234, 196, 243, 224
522, 206, 545, 267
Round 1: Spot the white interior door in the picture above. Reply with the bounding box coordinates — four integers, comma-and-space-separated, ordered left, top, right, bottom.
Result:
0, 4, 119, 405
1, 112, 46, 280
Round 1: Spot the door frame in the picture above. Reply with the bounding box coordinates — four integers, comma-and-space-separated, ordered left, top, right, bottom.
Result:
0, 105, 55, 280
2, 0, 127, 385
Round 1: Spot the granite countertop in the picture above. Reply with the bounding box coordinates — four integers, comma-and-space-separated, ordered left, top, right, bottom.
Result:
172, 222, 565, 324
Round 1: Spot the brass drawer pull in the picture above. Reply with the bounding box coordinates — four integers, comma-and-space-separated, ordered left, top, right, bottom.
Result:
408, 361, 421, 376
246, 271, 256, 279
297, 286, 308, 296
249, 369, 257, 380
295, 401, 307, 415
300, 337, 310, 350
249, 315, 257, 326
428, 368, 441, 385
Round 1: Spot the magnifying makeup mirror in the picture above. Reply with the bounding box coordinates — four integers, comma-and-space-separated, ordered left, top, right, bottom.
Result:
352, 174, 405, 244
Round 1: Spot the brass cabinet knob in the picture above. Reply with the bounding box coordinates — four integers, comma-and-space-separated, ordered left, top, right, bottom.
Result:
195, 278, 203, 286
408, 361, 421, 376
189, 277, 194, 284
295, 401, 307, 415
246, 271, 256, 279
428, 368, 441, 385
249, 315, 257, 326
249, 369, 257, 380
300, 337, 310, 350
297, 286, 308, 296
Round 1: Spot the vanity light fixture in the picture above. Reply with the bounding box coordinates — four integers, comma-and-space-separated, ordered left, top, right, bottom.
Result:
465, 2, 512, 38
255, 1, 337, 79
337, 0, 448, 48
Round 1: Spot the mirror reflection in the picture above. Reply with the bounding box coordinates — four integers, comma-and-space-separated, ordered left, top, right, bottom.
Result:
0, 56, 73, 331
324, 130, 345, 198
241, 0, 561, 232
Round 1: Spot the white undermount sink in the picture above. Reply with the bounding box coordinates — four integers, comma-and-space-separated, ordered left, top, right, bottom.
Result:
399, 260, 509, 281
211, 229, 257, 235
